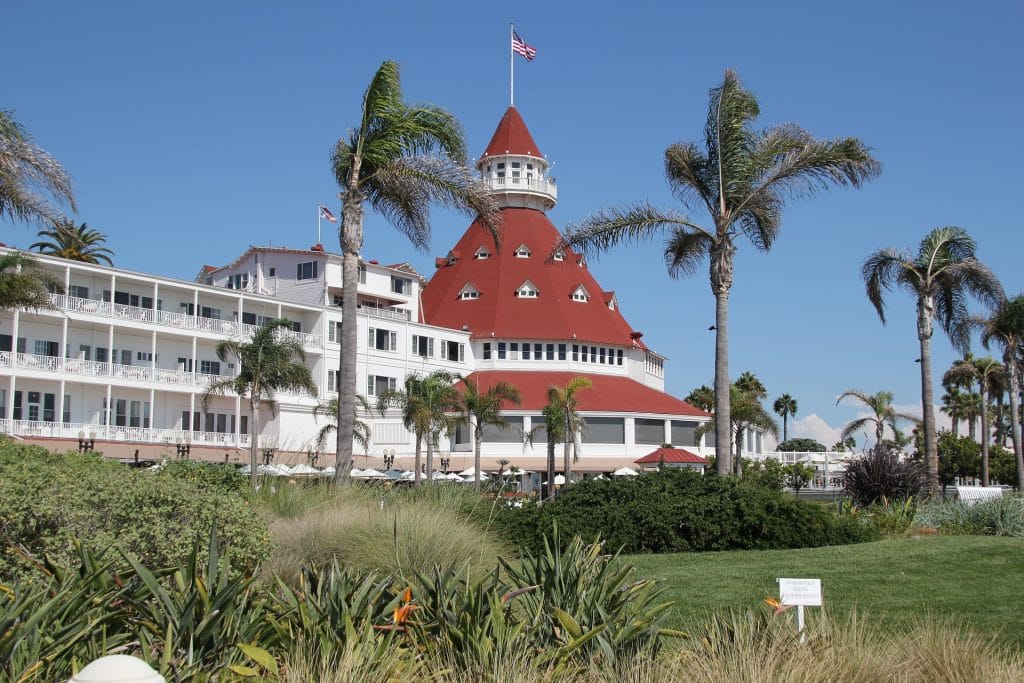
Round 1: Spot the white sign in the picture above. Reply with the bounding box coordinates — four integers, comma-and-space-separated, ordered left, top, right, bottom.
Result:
777, 578, 822, 606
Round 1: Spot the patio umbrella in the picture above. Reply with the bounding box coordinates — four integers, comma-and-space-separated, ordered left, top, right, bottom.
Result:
612, 467, 638, 476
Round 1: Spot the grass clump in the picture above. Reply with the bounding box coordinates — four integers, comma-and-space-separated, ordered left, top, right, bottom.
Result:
265, 483, 509, 582
915, 493, 1024, 536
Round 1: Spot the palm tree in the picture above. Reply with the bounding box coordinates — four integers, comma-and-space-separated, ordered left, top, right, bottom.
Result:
969, 295, 1024, 490
558, 70, 879, 476
0, 251, 62, 311
452, 377, 521, 485
312, 395, 372, 456
203, 319, 317, 491
547, 377, 593, 486
972, 357, 1004, 485
0, 109, 75, 227
773, 394, 798, 442
863, 227, 1003, 495
836, 389, 919, 454
940, 388, 966, 438
329, 61, 500, 484
30, 221, 113, 265
685, 384, 714, 412
378, 371, 458, 485
943, 354, 981, 439
735, 371, 767, 400
728, 385, 778, 475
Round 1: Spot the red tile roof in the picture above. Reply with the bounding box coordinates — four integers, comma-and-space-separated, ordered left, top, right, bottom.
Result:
457, 371, 708, 416
421, 207, 646, 347
481, 106, 543, 159
634, 447, 708, 465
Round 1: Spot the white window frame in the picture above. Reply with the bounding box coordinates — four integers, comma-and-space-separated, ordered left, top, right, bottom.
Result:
572, 285, 589, 302
368, 327, 398, 352
459, 283, 481, 300
474, 246, 490, 260
515, 280, 539, 298
514, 244, 531, 258
296, 261, 318, 281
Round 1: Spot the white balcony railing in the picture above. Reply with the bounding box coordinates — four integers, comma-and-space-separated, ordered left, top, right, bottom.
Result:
1, 351, 214, 388
47, 294, 323, 348
486, 175, 558, 199
361, 306, 412, 322
0, 418, 253, 448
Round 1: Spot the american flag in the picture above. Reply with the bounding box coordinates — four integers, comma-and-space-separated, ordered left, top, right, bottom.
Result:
318, 204, 336, 222
512, 30, 536, 61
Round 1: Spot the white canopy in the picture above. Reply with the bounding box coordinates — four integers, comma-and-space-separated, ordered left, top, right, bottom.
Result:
612, 467, 638, 476
288, 463, 321, 476
543, 474, 566, 485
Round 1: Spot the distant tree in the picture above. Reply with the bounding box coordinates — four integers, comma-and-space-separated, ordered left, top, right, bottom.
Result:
452, 377, 521, 485
30, 221, 113, 265
971, 357, 1004, 485
937, 432, 981, 492
831, 436, 857, 453
0, 251, 62, 311
203, 319, 317, 491
863, 226, 1003, 496
312, 395, 372, 455
783, 463, 815, 492
744, 458, 785, 490
735, 371, 767, 400
685, 384, 714, 412
559, 69, 879, 477
837, 390, 919, 452
547, 377, 592, 487
0, 109, 76, 227
772, 394, 798, 442
777, 437, 826, 452
988, 445, 1016, 487
378, 371, 458, 485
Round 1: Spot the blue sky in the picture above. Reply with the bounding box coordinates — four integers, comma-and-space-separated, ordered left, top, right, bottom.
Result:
5, 1, 1022, 446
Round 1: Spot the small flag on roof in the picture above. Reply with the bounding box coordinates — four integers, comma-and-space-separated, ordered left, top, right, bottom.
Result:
512, 30, 536, 61
318, 204, 336, 222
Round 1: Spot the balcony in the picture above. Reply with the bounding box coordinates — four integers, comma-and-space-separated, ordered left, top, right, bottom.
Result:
361, 306, 412, 322
0, 418, 253, 448
1, 351, 211, 388
485, 175, 558, 200
47, 293, 323, 348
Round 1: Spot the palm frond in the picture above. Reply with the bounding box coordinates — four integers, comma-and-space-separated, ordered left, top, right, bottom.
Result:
705, 69, 760, 217
559, 203, 708, 261
663, 228, 713, 278
0, 251, 62, 311
839, 417, 875, 443
664, 141, 715, 214
861, 248, 912, 324
0, 110, 76, 226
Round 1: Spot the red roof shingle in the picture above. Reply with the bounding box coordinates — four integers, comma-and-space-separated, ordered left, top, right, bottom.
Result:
481, 106, 543, 158
634, 447, 708, 465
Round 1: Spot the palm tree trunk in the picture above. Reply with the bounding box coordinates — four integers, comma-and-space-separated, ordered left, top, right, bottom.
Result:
563, 439, 571, 487
918, 303, 939, 496
545, 437, 556, 500
1006, 356, 1024, 491
968, 411, 977, 442
980, 391, 990, 486
249, 398, 260, 492
334, 185, 364, 486
474, 423, 482, 486
950, 416, 959, 438
414, 433, 422, 485
711, 250, 733, 476
782, 414, 788, 443
426, 435, 434, 484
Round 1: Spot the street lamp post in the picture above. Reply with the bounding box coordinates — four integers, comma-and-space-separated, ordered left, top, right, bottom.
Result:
307, 449, 320, 467
262, 447, 275, 466
440, 456, 451, 474
175, 435, 191, 459
78, 430, 96, 453
383, 450, 395, 470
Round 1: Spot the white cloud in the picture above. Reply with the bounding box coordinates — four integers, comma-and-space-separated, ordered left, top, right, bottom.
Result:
790, 413, 842, 448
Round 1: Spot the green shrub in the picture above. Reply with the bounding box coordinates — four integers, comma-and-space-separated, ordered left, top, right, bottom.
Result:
496, 469, 876, 555
0, 443, 271, 582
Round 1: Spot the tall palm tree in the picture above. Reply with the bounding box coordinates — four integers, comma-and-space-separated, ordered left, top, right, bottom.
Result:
378, 371, 458, 485
969, 295, 1024, 490
773, 394, 798, 442
452, 377, 521, 485
836, 389, 920, 453
0, 251, 62, 311
547, 377, 592, 486
728, 385, 778, 475
30, 221, 113, 265
863, 227, 1003, 495
313, 395, 372, 456
329, 61, 500, 484
972, 357, 1004, 485
940, 388, 966, 438
203, 319, 317, 491
735, 371, 767, 399
558, 70, 879, 476
943, 354, 980, 439
685, 384, 715, 412
0, 109, 76, 227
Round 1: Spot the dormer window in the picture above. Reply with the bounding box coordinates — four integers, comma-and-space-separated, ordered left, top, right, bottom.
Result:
577, 256, 586, 268
514, 244, 531, 258
607, 296, 617, 311
445, 250, 460, 266
553, 249, 565, 262
474, 246, 490, 260
515, 280, 539, 298
459, 283, 481, 300
571, 285, 589, 302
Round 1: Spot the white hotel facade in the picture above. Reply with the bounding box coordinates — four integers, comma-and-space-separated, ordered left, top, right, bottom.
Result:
0, 105, 778, 471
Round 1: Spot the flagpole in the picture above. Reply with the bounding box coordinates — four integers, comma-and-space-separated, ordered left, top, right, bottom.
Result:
510, 23, 514, 107
317, 205, 321, 244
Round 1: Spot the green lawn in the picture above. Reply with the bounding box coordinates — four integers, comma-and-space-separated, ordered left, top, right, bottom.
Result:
626, 535, 1024, 649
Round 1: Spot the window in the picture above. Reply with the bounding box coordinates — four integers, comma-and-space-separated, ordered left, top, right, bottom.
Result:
509, 342, 519, 360
617, 349, 623, 365
228, 273, 249, 290
671, 420, 699, 447
441, 340, 465, 362
553, 250, 565, 262
558, 344, 566, 360
12, 391, 21, 420
43, 393, 55, 422
368, 327, 397, 351
572, 344, 579, 361
136, 351, 153, 362
514, 244, 531, 258
412, 334, 434, 357
296, 261, 319, 280
96, 347, 108, 363
130, 400, 141, 428
327, 370, 338, 392
78, 345, 90, 360
69, 285, 89, 299
115, 399, 127, 427
534, 343, 542, 359
268, 267, 276, 277
497, 342, 507, 359
391, 276, 412, 295
242, 312, 273, 327
515, 280, 538, 298
599, 347, 606, 364
590, 347, 597, 363
459, 283, 480, 300
481, 416, 524, 443
358, 264, 366, 284
582, 417, 625, 444
580, 345, 588, 363
546, 344, 555, 361
522, 343, 531, 360
34, 340, 58, 357
367, 375, 397, 396
200, 360, 221, 375
529, 415, 548, 443
482, 342, 491, 360
474, 246, 490, 260
199, 306, 221, 319
328, 320, 343, 343
177, 357, 193, 372
635, 418, 666, 445
572, 286, 589, 302
63, 394, 70, 424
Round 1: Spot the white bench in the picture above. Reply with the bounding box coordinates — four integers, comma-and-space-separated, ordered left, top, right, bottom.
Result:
955, 485, 1004, 505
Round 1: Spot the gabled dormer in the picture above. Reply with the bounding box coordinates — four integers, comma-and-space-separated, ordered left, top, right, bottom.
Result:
515, 280, 539, 298
514, 244, 531, 259
552, 248, 565, 262
445, 250, 460, 266
604, 292, 618, 311
474, 246, 491, 260
459, 283, 481, 300
571, 285, 590, 302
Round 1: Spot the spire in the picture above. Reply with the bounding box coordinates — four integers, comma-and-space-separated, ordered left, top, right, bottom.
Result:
476, 107, 557, 211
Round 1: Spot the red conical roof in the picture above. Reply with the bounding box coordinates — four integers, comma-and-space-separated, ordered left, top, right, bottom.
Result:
421, 207, 644, 347
481, 106, 543, 158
